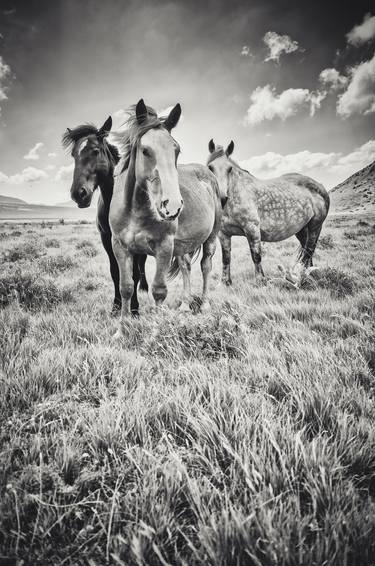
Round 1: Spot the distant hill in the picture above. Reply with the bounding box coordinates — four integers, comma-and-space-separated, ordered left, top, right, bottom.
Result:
0, 193, 95, 222
55, 200, 75, 207
330, 161, 375, 214
0, 194, 28, 205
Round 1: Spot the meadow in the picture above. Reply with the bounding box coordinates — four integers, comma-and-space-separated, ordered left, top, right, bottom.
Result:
0, 213, 374, 565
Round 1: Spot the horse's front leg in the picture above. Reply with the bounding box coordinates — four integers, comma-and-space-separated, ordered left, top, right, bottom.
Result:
177, 254, 192, 312
100, 230, 122, 315
201, 237, 216, 311
218, 231, 232, 286
152, 237, 173, 307
245, 224, 265, 280
112, 237, 134, 337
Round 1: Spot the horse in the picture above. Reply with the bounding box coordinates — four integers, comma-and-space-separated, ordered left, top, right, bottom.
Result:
109, 100, 223, 335
207, 140, 330, 285
62, 117, 148, 315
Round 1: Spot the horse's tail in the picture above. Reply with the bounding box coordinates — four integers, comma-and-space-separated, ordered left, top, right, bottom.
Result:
168, 247, 201, 281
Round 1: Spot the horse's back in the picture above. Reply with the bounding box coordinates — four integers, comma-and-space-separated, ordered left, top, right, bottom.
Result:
280, 173, 330, 215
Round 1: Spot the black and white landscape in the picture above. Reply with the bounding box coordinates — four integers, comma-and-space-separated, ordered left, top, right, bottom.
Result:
0, 1, 374, 565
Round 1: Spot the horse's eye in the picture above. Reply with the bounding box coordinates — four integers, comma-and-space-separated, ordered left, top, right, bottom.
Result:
208, 165, 214, 172
142, 148, 151, 158
228, 166, 233, 174
92, 148, 100, 155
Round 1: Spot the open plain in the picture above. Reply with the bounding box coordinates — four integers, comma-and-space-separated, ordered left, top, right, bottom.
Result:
0, 213, 375, 565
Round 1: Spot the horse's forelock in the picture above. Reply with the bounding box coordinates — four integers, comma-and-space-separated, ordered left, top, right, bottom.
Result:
62, 124, 99, 151
62, 123, 119, 165
207, 146, 225, 165
119, 105, 167, 170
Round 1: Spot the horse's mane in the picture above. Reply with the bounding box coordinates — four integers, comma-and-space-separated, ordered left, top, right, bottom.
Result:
207, 145, 252, 176
62, 123, 120, 165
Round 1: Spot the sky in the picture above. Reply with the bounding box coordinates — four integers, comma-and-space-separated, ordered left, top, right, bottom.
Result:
0, 0, 375, 204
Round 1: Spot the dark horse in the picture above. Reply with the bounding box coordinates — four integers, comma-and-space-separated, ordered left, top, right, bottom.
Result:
62, 117, 148, 315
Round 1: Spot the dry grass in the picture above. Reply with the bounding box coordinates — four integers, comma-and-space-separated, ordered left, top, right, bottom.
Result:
0, 214, 374, 565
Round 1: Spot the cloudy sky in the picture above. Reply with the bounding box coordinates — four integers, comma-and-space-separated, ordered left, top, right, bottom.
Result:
0, 0, 374, 204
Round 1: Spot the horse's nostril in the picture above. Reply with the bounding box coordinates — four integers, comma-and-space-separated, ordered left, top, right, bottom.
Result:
161, 199, 169, 208
180, 199, 183, 206
78, 187, 87, 199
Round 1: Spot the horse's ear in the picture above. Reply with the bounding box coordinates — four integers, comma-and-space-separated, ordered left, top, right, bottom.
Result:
226, 140, 234, 156
164, 103, 181, 132
136, 99, 148, 124
98, 116, 112, 137
208, 139, 215, 153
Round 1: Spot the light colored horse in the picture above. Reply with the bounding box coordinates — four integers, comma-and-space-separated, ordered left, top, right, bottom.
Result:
109, 100, 222, 335
207, 140, 330, 285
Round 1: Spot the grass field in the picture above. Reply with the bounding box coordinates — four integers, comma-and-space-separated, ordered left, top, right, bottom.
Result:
0, 214, 375, 565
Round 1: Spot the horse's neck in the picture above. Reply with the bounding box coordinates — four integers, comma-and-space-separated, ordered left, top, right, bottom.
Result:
99, 175, 114, 208
231, 167, 256, 195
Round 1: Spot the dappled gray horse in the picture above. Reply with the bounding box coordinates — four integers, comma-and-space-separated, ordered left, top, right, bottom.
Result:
207, 140, 330, 285
110, 100, 223, 336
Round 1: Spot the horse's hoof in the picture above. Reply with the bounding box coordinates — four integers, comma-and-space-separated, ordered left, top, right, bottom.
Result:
200, 301, 211, 313
131, 309, 140, 318
255, 276, 267, 286
177, 300, 191, 313
223, 279, 232, 286
110, 304, 121, 317
113, 329, 124, 342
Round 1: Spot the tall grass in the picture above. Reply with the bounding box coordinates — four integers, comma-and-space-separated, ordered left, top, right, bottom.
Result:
0, 215, 374, 564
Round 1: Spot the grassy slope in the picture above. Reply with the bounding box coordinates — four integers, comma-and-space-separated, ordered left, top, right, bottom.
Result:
0, 216, 375, 565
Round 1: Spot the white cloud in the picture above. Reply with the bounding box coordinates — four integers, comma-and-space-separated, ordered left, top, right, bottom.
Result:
319, 68, 348, 91
244, 85, 324, 125
242, 150, 338, 178
309, 90, 327, 116
45, 164, 56, 171
48, 152, 57, 158
241, 45, 251, 57
347, 13, 375, 46
55, 163, 74, 182
0, 55, 11, 112
331, 140, 375, 172
263, 31, 299, 62
337, 53, 375, 117
0, 166, 48, 185
24, 142, 44, 160
240, 139, 375, 187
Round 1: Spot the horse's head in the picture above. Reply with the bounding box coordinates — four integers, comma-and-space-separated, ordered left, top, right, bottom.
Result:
207, 139, 235, 206
62, 117, 119, 208
131, 99, 183, 221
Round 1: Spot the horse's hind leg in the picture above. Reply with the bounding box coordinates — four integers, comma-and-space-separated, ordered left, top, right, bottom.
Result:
218, 231, 232, 285
201, 237, 217, 311
301, 219, 323, 267
245, 224, 265, 279
295, 226, 310, 265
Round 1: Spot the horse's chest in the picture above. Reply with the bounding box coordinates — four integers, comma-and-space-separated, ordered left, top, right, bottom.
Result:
121, 229, 159, 255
